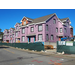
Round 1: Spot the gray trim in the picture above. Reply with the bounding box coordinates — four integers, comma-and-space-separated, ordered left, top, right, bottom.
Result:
26, 34, 36, 37
57, 35, 63, 37
14, 29, 20, 32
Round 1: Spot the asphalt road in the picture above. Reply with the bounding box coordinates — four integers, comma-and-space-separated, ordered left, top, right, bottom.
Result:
0, 46, 75, 65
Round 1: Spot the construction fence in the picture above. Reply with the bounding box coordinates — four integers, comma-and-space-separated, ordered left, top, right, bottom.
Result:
57, 41, 75, 54
0, 42, 45, 51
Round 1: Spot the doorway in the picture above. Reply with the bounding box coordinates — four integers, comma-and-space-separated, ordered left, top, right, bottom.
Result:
28, 37, 31, 42
34, 36, 36, 42
6, 40, 9, 43
59, 36, 63, 41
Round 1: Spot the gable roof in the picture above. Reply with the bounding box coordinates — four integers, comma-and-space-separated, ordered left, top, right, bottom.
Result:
20, 13, 71, 26
32, 13, 55, 23
20, 16, 33, 22
10, 28, 15, 30
20, 13, 56, 25
5, 29, 9, 31
59, 18, 70, 22
4, 29, 9, 33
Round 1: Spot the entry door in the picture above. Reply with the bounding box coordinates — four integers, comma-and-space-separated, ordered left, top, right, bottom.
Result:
29, 37, 30, 42
6, 40, 9, 43
34, 36, 36, 42
59, 36, 63, 41
59, 37, 61, 41
28, 37, 31, 42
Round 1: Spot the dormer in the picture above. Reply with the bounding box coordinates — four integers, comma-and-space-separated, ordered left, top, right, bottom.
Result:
59, 18, 71, 26
9, 28, 15, 33
20, 16, 33, 25
4, 29, 9, 35
14, 23, 20, 32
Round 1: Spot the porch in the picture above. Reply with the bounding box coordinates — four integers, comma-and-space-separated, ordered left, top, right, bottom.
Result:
26, 34, 36, 42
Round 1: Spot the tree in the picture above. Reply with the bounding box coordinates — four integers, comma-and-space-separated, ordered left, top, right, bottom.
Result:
0, 29, 1, 34
0, 29, 3, 35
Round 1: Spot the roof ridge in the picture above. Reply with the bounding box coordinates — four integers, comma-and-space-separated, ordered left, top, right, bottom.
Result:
59, 17, 69, 20
33, 13, 55, 20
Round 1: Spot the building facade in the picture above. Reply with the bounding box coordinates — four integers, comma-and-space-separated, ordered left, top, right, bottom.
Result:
3, 13, 73, 43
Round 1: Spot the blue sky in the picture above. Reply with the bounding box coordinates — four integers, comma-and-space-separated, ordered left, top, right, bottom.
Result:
0, 9, 75, 35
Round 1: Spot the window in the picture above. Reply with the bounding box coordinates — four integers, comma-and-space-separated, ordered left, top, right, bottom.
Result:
16, 26, 18, 30
24, 21, 26, 25
15, 32, 18, 37
56, 36, 58, 39
5, 31, 6, 34
31, 27, 34, 32
53, 19, 56, 24
22, 36, 25, 42
46, 25, 48, 31
3, 40, 5, 42
22, 28, 25, 34
64, 28, 67, 33
60, 28, 62, 33
15, 38, 18, 42
51, 35, 54, 40
10, 35, 12, 38
67, 22, 69, 26
10, 40, 11, 43
38, 34, 42, 41
13, 34, 14, 38
13, 39, 14, 43
56, 28, 58, 32
38, 25, 42, 31
4, 36, 5, 39
7, 35, 9, 38
46, 34, 49, 41
10, 30, 12, 33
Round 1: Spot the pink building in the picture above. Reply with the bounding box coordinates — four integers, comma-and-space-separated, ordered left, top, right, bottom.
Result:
3, 13, 73, 45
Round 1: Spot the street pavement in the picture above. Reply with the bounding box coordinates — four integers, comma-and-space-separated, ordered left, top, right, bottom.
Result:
0, 45, 75, 65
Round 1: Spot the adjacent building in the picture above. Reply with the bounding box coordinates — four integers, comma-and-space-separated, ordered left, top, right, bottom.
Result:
0, 29, 3, 42
3, 13, 73, 45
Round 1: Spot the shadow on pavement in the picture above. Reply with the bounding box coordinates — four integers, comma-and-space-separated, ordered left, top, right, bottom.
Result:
0, 46, 9, 49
